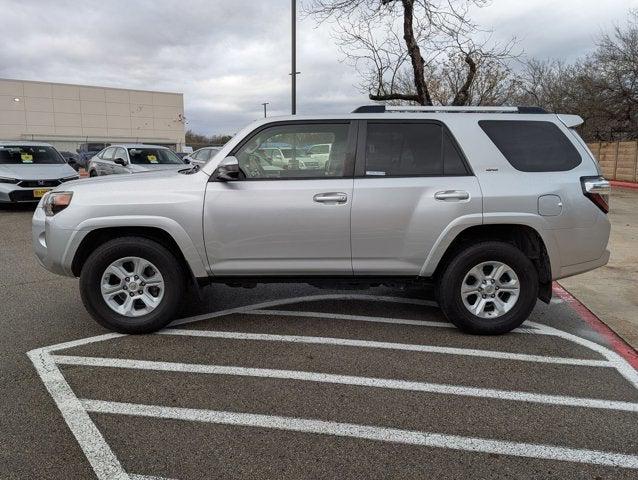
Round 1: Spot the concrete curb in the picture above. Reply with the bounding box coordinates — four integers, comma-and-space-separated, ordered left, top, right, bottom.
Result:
553, 282, 638, 370
611, 180, 638, 190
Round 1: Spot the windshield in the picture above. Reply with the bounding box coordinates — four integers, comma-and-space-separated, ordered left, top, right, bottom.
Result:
0, 146, 65, 165
127, 148, 184, 165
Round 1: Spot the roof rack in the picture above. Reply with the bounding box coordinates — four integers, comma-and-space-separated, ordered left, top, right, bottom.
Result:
352, 105, 547, 114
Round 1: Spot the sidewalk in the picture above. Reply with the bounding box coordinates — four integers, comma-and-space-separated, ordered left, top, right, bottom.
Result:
559, 186, 638, 348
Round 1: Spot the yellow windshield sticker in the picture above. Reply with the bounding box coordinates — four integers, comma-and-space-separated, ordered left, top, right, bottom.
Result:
21, 153, 34, 163
147, 154, 158, 163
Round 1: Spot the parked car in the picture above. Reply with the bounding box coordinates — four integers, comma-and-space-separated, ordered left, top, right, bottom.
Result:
184, 147, 222, 167
59, 151, 81, 171
304, 143, 332, 169
76, 142, 109, 170
0, 142, 79, 203
87, 144, 186, 177
33, 105, 611, 335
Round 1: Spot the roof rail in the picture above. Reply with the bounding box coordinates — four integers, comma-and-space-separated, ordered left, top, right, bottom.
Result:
352, 105, 548, 114
352, 105, 386, 113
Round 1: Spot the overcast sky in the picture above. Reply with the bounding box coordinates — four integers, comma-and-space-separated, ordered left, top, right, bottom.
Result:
1, 0, 637, 134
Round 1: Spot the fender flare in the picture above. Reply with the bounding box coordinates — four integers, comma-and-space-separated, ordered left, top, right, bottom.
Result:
61, 215, 208, 278
419, 213, 561, 279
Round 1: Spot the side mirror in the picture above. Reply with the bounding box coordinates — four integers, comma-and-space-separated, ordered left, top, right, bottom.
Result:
114, 157, 126, 166
213, 156, 241, 182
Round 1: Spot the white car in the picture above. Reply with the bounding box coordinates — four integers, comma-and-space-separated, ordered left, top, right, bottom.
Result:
0, 142, 78, 203
87, 144, 186, 177
184, 147, 222, 167
304, 143, 332, 169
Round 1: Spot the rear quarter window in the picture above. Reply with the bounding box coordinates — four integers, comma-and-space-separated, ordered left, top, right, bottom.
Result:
479, 120, 582, 172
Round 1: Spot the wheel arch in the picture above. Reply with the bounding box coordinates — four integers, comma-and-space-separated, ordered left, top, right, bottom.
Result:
70, 224, 207, 282
427, 223, 554, 303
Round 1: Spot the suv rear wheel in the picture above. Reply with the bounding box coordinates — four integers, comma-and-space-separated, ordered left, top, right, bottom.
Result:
80, 237, 185, 334
437, 241, 538, 335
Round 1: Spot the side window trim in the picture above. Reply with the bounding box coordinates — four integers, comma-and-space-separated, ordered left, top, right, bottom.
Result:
354, 119, 473, 178
227, 120, 358, 181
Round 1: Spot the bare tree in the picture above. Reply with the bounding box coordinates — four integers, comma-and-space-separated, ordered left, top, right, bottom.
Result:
305, 0, 517, 106
516, 11, 638, 141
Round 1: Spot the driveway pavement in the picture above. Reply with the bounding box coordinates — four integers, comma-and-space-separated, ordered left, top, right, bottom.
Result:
559, 186, 638, 348
2, 205, 637, 479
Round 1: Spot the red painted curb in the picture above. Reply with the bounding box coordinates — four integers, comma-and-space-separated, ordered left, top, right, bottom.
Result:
610, 180, 638, 190
553, 282, 638, 369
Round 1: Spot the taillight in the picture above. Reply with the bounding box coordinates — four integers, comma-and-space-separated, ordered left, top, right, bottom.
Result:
581, 176, 610, 214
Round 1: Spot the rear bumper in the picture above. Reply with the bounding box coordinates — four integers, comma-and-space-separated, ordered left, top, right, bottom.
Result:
556, 249, 611, 280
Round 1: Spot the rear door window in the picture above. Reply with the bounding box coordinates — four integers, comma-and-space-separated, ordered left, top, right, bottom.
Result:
114, 148, 127, 161
364, 122, 469, 177
479, 120, 582, 172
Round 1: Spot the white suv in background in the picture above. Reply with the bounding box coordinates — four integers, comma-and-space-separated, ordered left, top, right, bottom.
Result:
33, 106, 610, 335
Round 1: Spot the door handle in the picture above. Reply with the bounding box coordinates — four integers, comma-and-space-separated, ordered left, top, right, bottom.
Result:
434, 190, 470, 201
313, 192, 348, 204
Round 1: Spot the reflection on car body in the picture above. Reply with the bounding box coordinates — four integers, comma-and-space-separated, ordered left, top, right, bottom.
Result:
87, 144, 186, 177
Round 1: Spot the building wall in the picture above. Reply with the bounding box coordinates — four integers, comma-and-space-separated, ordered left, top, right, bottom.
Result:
0, 79, 186, 151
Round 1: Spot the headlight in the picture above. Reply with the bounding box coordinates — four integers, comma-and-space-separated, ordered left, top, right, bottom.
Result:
43, 191, 73, 216
0, 176, 18, 184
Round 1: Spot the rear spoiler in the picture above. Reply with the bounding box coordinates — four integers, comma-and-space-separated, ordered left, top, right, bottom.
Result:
557, 114, 584, 128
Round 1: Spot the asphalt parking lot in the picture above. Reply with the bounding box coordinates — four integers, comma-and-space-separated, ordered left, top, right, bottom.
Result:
2, 204, 638, 479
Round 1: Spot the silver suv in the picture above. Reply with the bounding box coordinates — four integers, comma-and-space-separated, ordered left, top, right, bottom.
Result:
32, 106, 611, 335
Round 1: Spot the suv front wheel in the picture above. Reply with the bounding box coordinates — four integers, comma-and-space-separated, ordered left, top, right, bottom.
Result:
80, 237, 185, 334
437, 241, 539, 335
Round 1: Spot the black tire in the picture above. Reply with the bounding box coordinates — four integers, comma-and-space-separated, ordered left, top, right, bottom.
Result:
80, 237, 186, 334
437, 241, 538, 335
89, 170, 97, 177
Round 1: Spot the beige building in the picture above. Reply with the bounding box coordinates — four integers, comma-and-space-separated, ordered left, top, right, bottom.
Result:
0, 78, 186, 152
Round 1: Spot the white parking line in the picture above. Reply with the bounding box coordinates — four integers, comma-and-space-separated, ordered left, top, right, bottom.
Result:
246, 309, 458, 328
130, 475, 177, 480
168, 294, 439, 328
159, 329, 612, 368
27, 348, 129, 480
28, 293, 638, 479
82, 399, 638, 470
246, 309, 541, 333
53, 354, 638, 412
530, 321, 638, 390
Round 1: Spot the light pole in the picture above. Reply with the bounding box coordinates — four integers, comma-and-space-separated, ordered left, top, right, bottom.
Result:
291, 0, 299, 115
262, 102, 269, 118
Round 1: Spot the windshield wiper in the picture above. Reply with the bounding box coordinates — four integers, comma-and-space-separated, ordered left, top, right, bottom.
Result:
179, 164, 200, 175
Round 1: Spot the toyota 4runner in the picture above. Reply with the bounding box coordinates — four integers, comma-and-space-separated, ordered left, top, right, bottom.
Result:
32, 105, 611, 335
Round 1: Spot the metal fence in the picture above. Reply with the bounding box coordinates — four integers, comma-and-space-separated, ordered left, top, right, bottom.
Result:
588, 141, 638, 182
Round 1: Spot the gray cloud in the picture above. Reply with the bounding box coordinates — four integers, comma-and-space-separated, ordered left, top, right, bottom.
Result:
0, 0, 635, 134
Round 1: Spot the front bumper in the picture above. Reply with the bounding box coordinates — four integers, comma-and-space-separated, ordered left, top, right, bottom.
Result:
32, 206, 81, 277
1, 184, 55, 203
